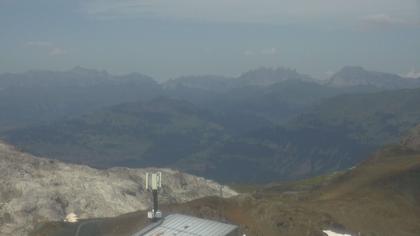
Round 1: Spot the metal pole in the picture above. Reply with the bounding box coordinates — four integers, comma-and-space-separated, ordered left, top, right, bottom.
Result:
153, 190, 158, 215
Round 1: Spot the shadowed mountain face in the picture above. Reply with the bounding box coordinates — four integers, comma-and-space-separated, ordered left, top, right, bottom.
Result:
164, 67, 313, 92
164, 75, 236, 92
2, 67, 420, 183
5, 86, 420, 183
0, 67, 340, 134
3, 98, 228, 168
236, 67, 313, 86
0, 68, 162, 131
0, 97, 357, 182
164, 71, 379, 132
163, 68, 335, 129
290, 87, 420, 146
31, 128, 420, 236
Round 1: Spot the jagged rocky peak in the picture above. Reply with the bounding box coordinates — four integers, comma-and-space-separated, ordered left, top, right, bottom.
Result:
328, 66, 380, 87
0, 141, 237, 236
238, 67, 313, 86
328, 66, 420, 89
164, 75, 235, 92
68, 66, 108, 77
401, 124, 420, 151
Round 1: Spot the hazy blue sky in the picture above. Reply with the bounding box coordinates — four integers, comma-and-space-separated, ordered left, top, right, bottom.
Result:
1, 0, 420, 80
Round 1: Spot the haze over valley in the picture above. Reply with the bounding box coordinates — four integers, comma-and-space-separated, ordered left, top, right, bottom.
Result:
1, 66, 420, 183
1, 66, 420, 235
1, 1, 420, 235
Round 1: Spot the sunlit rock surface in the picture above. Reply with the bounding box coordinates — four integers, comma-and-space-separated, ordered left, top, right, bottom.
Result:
0, 141, 236, 236
323, 230, 352, 236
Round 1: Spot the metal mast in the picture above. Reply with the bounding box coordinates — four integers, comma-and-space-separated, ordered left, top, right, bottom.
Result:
145, 172, 162, 221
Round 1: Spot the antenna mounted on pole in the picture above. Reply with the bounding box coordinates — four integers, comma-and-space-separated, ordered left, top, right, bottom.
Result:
145, 172, 162, 221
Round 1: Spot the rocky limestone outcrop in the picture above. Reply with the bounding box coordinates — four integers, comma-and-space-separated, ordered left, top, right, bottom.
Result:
0, 142, 237, 235
401, 124, 420, 151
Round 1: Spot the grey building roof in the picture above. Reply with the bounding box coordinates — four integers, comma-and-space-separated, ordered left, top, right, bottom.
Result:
134, 214, 238, 236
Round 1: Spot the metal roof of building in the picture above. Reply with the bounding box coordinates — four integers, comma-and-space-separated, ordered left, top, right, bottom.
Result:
136, 214, 238, 236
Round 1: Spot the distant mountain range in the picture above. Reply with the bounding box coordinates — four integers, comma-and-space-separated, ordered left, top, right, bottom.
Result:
2, 66, 420, 183
0, 66, 416, 132
0, 67, 162, 131
327, 66, 420, 89
164, 67, 313, 91
5, 87, 420, 183
165, 66, 420, 91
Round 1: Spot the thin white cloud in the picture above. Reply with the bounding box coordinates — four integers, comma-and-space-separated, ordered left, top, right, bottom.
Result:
243, 50, 254, 56
49, 47, 68, 56
361, 14, 407, 26
83, 0, 155, 18
26, 41, 68, 57
26, 41, 53, 47
417, 0, 420, 22
404, 69, 420, 78
82, 0, 419, 25
260, 48, 278, 55
325, 70, 335, 77
243, 47, 278, 56
417, 0, 420, 13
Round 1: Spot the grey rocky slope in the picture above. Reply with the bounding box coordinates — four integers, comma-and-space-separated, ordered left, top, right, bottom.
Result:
0, 141, 236, 236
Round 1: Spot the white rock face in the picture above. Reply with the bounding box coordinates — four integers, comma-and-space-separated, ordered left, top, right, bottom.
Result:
0, 142, 237, 236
